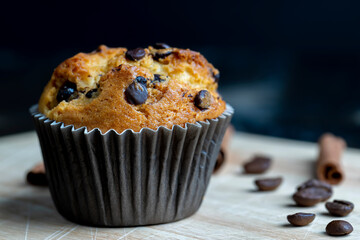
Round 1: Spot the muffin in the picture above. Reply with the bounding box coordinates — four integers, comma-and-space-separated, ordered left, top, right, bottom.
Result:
31, 44, 233, 226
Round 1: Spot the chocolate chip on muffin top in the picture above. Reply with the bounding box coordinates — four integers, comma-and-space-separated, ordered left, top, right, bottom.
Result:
153, 43, 171, 49
125, 76, 148, 105
126, 48, 146, 61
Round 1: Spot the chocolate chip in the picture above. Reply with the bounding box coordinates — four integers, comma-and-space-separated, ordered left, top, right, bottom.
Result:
213, 149, 225, 173
287, 213, 315, 226
214, 73, 220, 83
255, 177, 282, 191
153, 51, 173, 61
209, 68, 220, 83
85, 89, 98, 98
243, 155, 272, 174
292, 181, 332, 206
113, 65, 122, 72
194, 90, 212, 110
125, 79, 148, 105
126, 48, 146, 61
153, 43, 171, 49
153, 74, 160, 81
326, 220, 353, 236
135, 76, 147, 86
26, 163, 47, 186
56, 81, 78, 102
325, 200, 354, 216
153, 74, 165, 83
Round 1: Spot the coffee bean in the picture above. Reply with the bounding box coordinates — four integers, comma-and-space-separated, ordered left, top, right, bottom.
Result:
153, 43, 171, 49
287, 213, 315, 226
326, 200, 354, 216
153, 51, 173, 61
26, 163, 47, 186
125, 78, 148, 105
293, 187, 332, 206
297, 179, 332, 192
194, 90, 212, 110
213, 149, 225, 173
27, 172, 48, 186
292, 179, 333, 206
57, 81, 78, 102
255, 177, 283, 191
126, 48, 146, 61
243, 155, 272, 174
85, 89, 98, 98
326, 220, 353, 236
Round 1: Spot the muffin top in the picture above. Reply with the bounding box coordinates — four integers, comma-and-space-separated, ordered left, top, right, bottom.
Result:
39, 44, 226, 133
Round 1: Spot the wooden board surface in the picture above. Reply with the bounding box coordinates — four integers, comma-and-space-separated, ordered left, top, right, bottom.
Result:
0, 131, 359, 239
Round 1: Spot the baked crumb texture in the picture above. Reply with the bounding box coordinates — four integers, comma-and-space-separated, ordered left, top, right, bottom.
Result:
39, 45, 226, 133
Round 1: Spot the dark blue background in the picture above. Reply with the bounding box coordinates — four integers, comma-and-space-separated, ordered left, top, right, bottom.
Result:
2, 1, 360, 146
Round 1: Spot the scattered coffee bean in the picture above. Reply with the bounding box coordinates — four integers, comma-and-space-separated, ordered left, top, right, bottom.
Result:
153, 51, 173, 61
325, 200, 354, 217
213, 150, 225, 173
126, 48, 146, 61
326, 220, 353, 236
27, 171, 47, 186
292, 179, 332, 206
194, 90, 212, 110
255, 177, 283, 191
287, 213, 315, 226
293, 188, 332, 206
26, 163, 47, 186
85, 89, 98, 98
57, 81, 78, 102
297, 179, 332, 192
125, 78, 148, 105
243, 155, 272, 174
153, 43, 171, 49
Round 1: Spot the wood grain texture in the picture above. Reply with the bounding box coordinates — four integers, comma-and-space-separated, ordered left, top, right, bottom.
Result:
0, 131, 359, 239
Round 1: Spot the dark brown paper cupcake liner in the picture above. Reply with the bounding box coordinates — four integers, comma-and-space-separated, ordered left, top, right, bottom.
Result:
30, 104, 233, 227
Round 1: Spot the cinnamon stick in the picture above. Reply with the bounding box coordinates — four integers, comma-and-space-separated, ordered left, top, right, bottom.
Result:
317, 133, 346, 185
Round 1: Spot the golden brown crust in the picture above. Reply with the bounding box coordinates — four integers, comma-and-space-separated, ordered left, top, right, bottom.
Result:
39, 45, 226, 133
